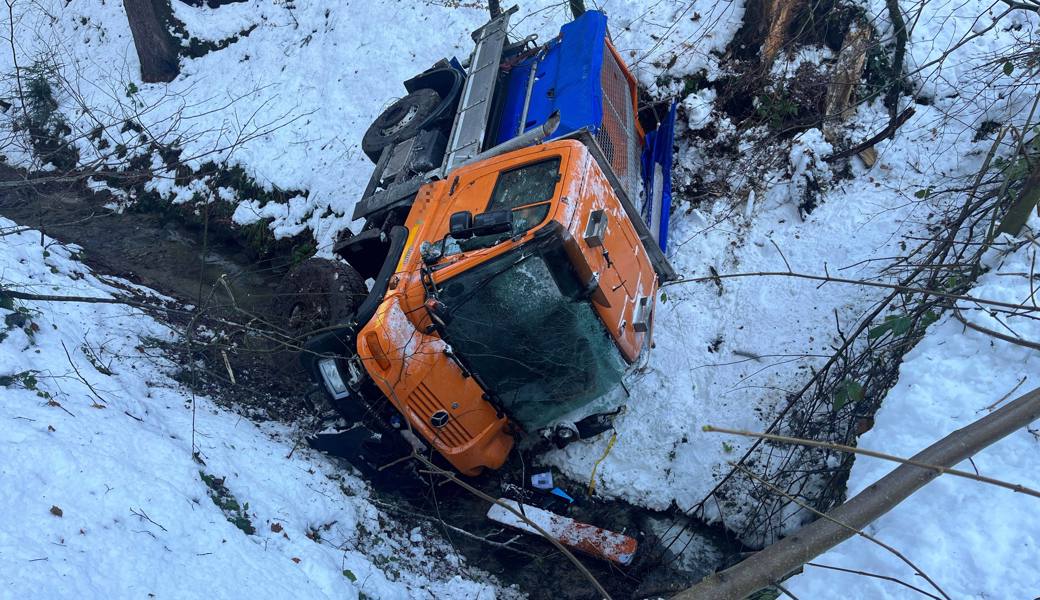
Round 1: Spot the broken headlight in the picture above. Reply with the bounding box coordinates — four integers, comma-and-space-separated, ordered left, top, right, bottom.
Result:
318, 358, 350, 399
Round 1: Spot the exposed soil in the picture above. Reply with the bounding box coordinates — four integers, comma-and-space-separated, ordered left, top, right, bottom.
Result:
0, 167, 279, 312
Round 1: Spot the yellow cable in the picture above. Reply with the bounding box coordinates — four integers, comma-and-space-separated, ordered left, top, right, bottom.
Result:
587, 432, 618, 496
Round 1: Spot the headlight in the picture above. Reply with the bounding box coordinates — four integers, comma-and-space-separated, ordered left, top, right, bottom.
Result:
318, 358, 349, 399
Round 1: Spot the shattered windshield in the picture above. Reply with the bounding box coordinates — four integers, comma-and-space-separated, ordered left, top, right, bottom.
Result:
436, 245, 625, 430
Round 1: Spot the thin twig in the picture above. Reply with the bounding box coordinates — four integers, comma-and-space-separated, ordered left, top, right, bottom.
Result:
663, 270, 1037, 313
704, 426, 1040, 499
805, 562, 943, 600
60, 341, 107, 405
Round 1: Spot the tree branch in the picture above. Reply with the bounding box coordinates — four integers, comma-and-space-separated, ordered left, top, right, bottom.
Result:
673, 387, 1040, 599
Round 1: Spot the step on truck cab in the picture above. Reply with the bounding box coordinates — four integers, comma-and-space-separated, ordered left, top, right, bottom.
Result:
299, 8, 677, 480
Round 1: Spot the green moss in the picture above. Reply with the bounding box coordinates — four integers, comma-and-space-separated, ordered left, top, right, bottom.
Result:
199, 471, 255, 535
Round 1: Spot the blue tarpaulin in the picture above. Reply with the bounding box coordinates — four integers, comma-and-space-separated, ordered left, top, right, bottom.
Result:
640, 101, 676, 252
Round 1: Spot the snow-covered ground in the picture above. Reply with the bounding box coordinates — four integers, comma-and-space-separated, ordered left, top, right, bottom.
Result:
783, 215, 1040, 599
0, 218, 513, 599
2, 0, 743, 244
1, 0, 1038, 597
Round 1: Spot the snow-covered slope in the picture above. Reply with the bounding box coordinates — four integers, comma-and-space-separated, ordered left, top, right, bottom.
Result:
783, 216, 1040, 599
1, 0, 742, 246
1, 0, 1038, 595
0, 218, 511, 599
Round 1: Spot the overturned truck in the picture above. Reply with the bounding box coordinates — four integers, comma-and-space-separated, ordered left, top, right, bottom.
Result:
291, 7, 677, 561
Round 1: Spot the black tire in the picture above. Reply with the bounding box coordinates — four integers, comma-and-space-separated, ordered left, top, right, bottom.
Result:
275, 258, 368, 337
361, 88, 441, 162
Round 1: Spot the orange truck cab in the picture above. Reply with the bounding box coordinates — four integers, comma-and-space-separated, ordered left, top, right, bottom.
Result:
300, 8, 677, 481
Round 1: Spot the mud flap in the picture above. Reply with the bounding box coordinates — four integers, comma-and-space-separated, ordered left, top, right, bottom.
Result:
487, 498, 638, 565
640, 101, 676, 253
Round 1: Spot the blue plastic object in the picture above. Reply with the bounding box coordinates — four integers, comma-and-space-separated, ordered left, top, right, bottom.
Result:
640, 101, 676, 252
494, 11, 608, 144
550, 487, 575, 503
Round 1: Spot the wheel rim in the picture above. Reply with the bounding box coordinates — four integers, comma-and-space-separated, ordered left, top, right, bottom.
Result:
380, 104, 421, 137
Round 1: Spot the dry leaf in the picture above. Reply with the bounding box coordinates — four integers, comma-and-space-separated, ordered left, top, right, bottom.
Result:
291, 557, 301, 564
47, 425, 55, 432
271, 522, 283, 533
50, 505, 63, 517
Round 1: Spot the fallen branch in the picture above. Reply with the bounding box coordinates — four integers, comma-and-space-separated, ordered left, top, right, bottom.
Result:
823, 107, 915, 163
673, 386, 1040, 599
729, 462, 951, 600
663, 268, 1036, 313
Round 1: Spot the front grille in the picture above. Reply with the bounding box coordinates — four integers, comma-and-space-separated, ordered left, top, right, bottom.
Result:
408, 382, 473, 447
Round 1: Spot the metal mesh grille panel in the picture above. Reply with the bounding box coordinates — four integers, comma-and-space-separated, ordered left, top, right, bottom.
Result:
596, 45, 640, 201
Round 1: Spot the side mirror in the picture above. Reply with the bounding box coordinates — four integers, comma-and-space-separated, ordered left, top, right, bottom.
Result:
450, 209, 513, 239
449, 211, 473, 238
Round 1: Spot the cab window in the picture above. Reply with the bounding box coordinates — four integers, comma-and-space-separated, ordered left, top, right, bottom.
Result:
442, 158, 562, 257
487, 157, 561, 235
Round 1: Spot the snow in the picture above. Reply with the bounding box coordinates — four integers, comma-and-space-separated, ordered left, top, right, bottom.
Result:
0, 218, 513, 599
0, 0, 747, 251
681, 88, 717, 130
782, 216, 1040, 599
541, 0, 1040, 541
1, 0, 1039, 596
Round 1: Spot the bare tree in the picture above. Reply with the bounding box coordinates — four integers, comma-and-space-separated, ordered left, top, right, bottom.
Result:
122, 0, 180, 83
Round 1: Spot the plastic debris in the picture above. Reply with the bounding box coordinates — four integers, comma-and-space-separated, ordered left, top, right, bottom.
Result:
531, 471, 554, 490
486, 498, 637, 565
550, 487, 575, 503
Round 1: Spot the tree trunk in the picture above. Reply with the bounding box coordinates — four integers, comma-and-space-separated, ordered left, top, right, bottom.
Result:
822, 20, 872, 139
488, 0, 501, 19
760, 0, 805, 68
673, 386, 1040, 600
996, 161, 1040, 237
122, 0, 180, 83
569, 0, 586, 19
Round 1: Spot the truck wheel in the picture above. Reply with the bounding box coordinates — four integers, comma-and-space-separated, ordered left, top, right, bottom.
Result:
361, 88, 441, 162
276, 258, 368, 337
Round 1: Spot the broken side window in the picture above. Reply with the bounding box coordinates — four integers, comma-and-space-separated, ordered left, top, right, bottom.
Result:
486, 157, 561, 213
